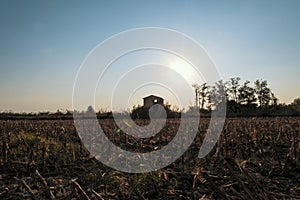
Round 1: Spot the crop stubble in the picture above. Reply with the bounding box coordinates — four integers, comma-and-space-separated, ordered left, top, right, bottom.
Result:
0, 117, 299, 199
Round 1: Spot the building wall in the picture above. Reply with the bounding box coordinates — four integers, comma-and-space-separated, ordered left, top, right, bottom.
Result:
143, 95, 164, 108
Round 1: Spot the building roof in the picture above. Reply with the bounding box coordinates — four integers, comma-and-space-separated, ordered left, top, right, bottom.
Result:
142, 95, 164, 100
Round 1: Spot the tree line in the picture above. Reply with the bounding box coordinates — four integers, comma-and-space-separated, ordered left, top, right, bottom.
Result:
191, 77, 300, 116
1, 77, 300, 119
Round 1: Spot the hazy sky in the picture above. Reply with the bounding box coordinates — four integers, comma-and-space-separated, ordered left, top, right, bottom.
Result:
0, 0, 299, 112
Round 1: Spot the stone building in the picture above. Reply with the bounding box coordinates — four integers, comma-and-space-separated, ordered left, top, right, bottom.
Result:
143, 95, 164, 108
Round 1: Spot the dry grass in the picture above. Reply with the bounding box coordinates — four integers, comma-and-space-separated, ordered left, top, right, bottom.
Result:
0, 117, 299, 199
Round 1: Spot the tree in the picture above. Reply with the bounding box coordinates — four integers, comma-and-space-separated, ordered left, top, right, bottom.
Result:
208, 80, 227, 110
289, 98, 300, 116
193, 83, 209, 110
199, 83, 209, 109
227, 77, 241, 103
238, 80, 256, 105
291, 98, 300, 106
254, 79, 272, 107
192, 83, 200, 108
86, 105, 95, 114
271, 92, 278, 106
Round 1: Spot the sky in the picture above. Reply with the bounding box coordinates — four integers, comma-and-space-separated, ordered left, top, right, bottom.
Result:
0, 0, 299, 112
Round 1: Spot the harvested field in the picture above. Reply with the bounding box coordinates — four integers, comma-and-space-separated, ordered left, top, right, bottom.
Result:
0, 117, 299, 199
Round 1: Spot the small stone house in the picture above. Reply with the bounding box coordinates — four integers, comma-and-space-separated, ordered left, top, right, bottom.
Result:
143, 95, 164, 108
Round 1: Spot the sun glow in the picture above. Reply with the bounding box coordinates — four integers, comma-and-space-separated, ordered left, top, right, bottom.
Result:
166, 57, 203, 85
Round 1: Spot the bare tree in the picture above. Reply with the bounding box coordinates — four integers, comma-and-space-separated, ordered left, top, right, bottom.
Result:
192, 83, 200, 108
199, 83, 209, 109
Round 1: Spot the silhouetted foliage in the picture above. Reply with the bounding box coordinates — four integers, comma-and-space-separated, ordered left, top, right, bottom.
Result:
292, 98, 300, 106
131, 103, 181, 119
0, 77, 300, 118
189, 77, 300, 117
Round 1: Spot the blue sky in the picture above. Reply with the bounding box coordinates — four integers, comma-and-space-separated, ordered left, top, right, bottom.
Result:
0, 0, 299, 112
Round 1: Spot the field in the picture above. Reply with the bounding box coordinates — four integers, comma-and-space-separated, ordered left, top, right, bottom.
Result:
0, 117, 299, 199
